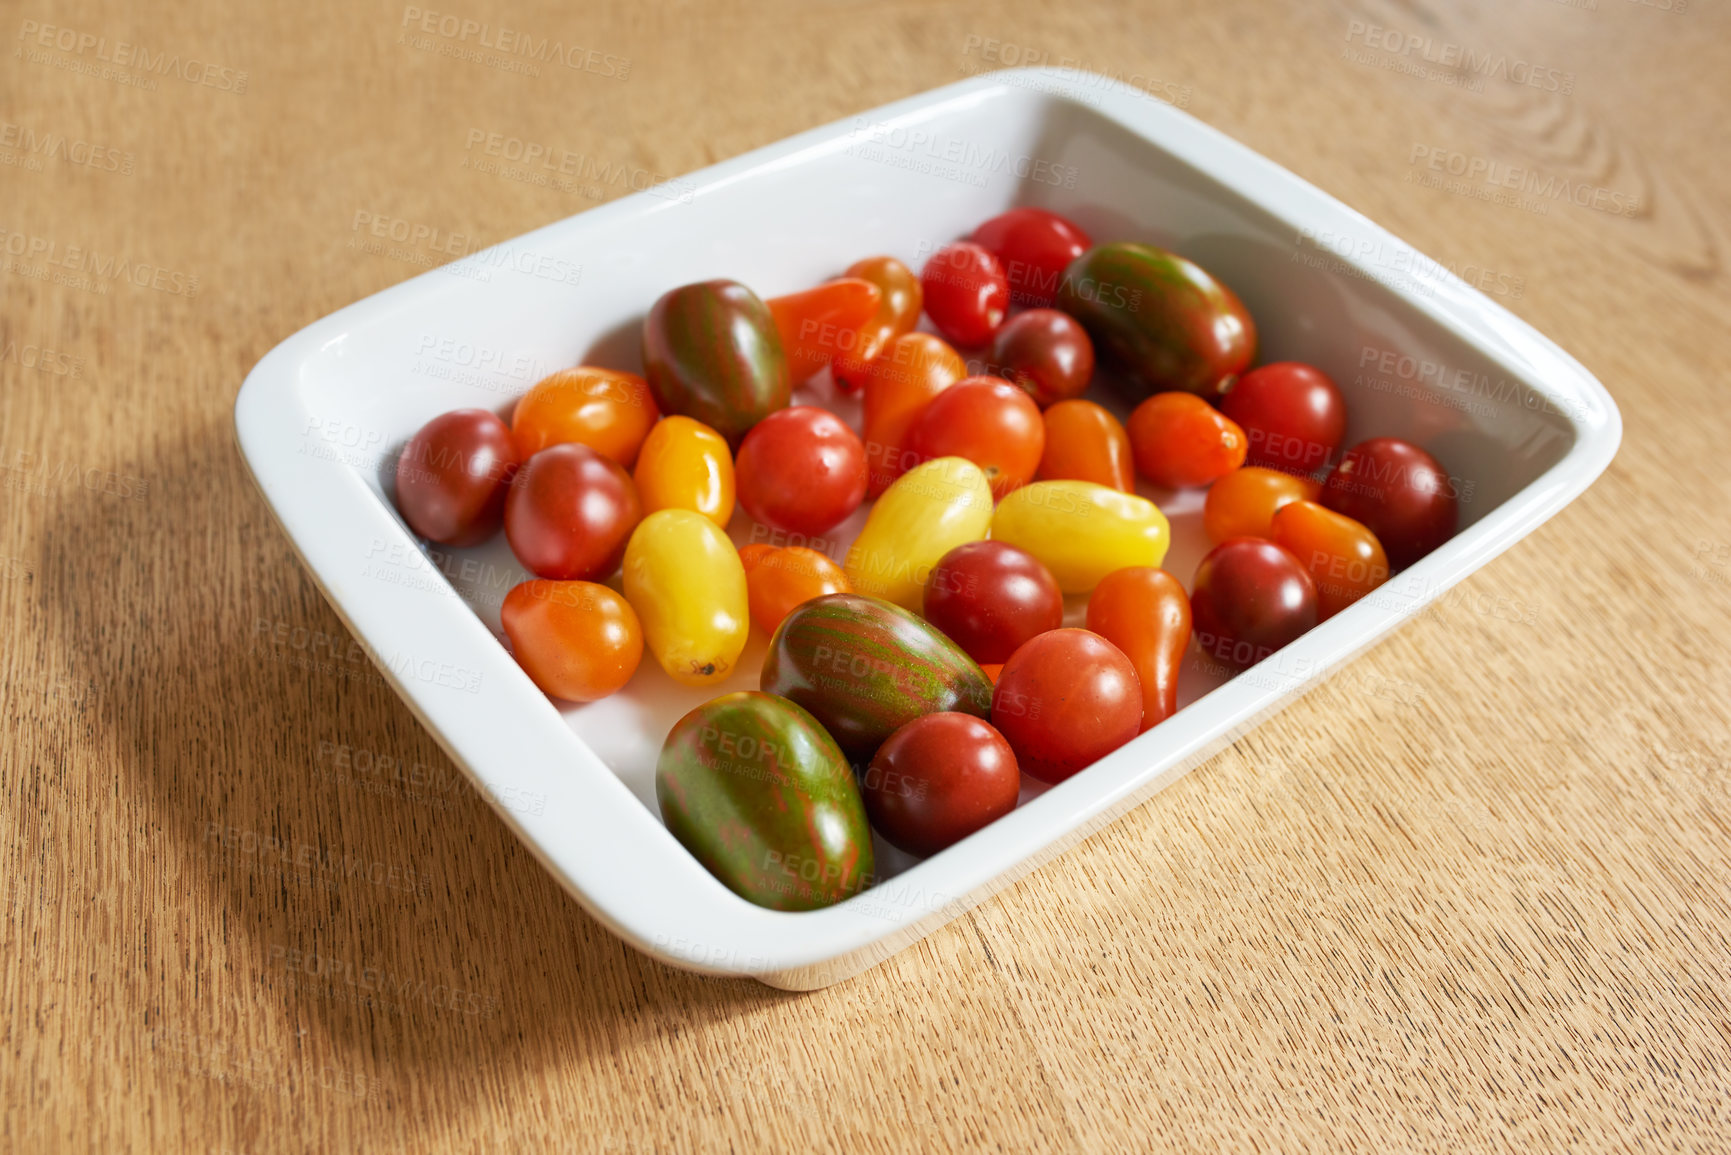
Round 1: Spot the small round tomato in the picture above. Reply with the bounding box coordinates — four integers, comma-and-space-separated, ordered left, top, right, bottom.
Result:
505, 443, 641, 581
904, 376, 1044, 500
1037, 399, 1133, 492
1271, 500, 1389, 619
740, 545, 851, 635
395, 409, 519, 547
501, 580, 642, 701
1127, 392, 1248, 488
861, 332, 968, 497
633, 416, 735, 525
1202, 466, 1321, 544
1219, 362, 1346, 476
766, 277, 882, 386
735, 406, 868, 535
992, 629, 1142, 784
1086, 567, 1191, 731
987, 308, 1095, 407
511, 367, 659, 468
1190, 538, 1317, 671
971, 208, 1092, 308
924, 540, 1063, 664
920, 242, 1009, 348
1320, 438, 1457, 569
833, 256, 923, 391
864, 713, 1021, 856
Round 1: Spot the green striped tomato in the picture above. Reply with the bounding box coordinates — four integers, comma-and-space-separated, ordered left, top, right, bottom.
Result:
642, 279, 789, 444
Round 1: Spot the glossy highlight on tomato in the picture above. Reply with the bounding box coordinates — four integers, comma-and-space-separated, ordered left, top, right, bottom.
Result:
395, 408, 519, 547
504, 443, 641, 580
502, 580, 642, 702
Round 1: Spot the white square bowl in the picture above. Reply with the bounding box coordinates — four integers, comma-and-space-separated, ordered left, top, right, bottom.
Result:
234, 67, 1620, 989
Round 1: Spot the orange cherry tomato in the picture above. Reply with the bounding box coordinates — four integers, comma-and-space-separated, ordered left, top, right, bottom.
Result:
1085, 567, 1191, 731
833, 256, 923, 391
632, 415, 735, 525
1202, 466, 1321, 544
501, 580, 643, 702
1127, 392, 1248, 489
861, 331, 967, 497
740, 545, 852, 634
511, 367, 660, 468
1271, 500, 1389, 620
767, 278, 882, 386
1037, 399, 1134, 491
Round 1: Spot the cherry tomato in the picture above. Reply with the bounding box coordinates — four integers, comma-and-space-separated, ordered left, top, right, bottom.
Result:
864, 713, 1021, 856
1218, 362, 1346, 476
992, 481, 1170, 594
766, 277, 882, 386
987, 309, 1095, 407
924, 541, 1063, 664
1037, 400, 1133, 492
904, 376, 1044, 500
1190, 538, 1318, 670
861, 332, 967, 497
1271, 500, 1389, 619
972, 208, 1092, 308
1127, 392, 1248, 488
740, 544, 851, 635
1320, 437, 1457, 569
846, 456, 992, 610
735, 406, 868, 535
980, 663, 1003, 684
501, 580, 642, 702
1086, 567, 1191, 731
991, 629, 1142, 784
633, 416, 735, 525
920, 242, 1009, 348
511, 367, 659, 468
622, 509, 749, 686
504, 443, 642, 581
833, 256, 922, 391
395, 409, 519, 547
1202, 466, 1320, 544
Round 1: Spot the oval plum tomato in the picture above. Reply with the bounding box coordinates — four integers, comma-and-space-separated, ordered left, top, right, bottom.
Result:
864, 713, 1021, 856
833, 256, 923, 391
505, 443, 642, 581
924, 540, 1063, 664
1319, 437, 1457, 569
1086, 567, 1191, 731
1202, 466, 1320, 544
1271, 500, 1389, 619
767, 277, 881, 386
987, 308, 1095, 407
511, 367, 659, 468
1127, 392, 1248, 488
633, 415, 735, 525
735, 406, 868, 535
920, 242, 1009, 348
972, 208, 1092, 308
1037, 399, 1133, 492
904, 376, 1044, 500
740, 544, 851, 635
861, 332, 967, 496
991, 629, 1142, 784
395, 409, 519, 547
501, 580, 642, 702
1219, 362, 1347, 476
1190, 538, 1317, 671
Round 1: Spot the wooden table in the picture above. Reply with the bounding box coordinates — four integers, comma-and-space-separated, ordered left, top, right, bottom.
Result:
6, 0, 1728, 1150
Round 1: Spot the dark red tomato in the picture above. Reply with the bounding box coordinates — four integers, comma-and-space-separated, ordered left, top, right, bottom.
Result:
987, 309, 1095, 408
1218, 362, 1347, 476
394, 409, 519, 547
904, 376, 1044, 500
864, 713, 1021, 856
924, 540, 1063, 664
734, 406, 868, 536
971, 208, 1092, 308
920, 242, 1010, 348
1190, 538, 1318, 671
991, 629, 1142, 784
1319, 437, 1457, 569
504, 443, 641, 581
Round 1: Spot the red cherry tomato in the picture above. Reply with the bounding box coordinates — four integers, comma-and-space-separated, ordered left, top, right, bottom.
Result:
920, 242, 1009, 348
1219, 362, 1347, 476
1037, 399, 1134, 492
1086, 567, 1191, 731
991, 629, 1142, 784
1190, 538, 1318, 671
734, 406, 868, 536
1319, 437, 1457, 569
971, 208, 1092, 308
904, 376, 1044, 500
987, 309, 1095, 408
501, 580, 642, 702
924, 540, 1064, 664
504, 443, 641, 581
864, 713, 1021, 856
395, 409, 519, 547
766, 278, 882, 386
1127, 392, 1248, 489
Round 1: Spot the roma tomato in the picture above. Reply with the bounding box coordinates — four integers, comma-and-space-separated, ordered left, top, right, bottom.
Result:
1086, 567, 1191, 731
864, 713, 1020, 856
740, 545, 851, 635
904, 376, 1044, 500
511, 368, 659, 468
924, 540, 1063, 664
767, 277, 882, 386
861, 331, 967, 496
1272, 500, 1389, 619
642, 279, 788, 444
501, 580, 642, 702
622, 509, 749, 686
395, 409, 519, 547
505, 443, 641, 580
992, 629, 1142, 784
1219, 362, 1347, 476
1037, 400, 1133, 491
1191, 538, 1317, 670
920, 242, 1009, 348
633, 416, 735, 525
1127, 392, 1248, 488
1202, 466, 1320, 544
1320, 438, 1457, 569
833, 256, 922, 391
987, 309, 1095, 408
845, 456, 993, 610
972, 208, 1092, 308
992, 481, 1170, 593
735, 406, 868, 535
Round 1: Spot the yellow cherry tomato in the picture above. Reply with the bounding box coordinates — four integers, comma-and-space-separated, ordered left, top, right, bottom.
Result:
991, 481, 1170, 593
844, 456, 992, 610
622, 509, 749, 686
633, 416, 735, 525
